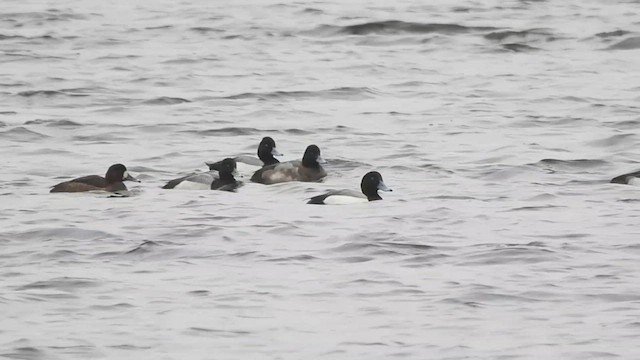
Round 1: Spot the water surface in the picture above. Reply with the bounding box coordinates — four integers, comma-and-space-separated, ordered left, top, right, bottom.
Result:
2, 0, 640, 358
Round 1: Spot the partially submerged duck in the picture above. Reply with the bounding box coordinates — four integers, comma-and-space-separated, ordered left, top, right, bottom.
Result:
251, 145, 326, 185
307, 171, 391, 205
50, 164, 139, 193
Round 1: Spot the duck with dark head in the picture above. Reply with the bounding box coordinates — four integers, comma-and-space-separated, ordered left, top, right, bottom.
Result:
251, 144, 326, 185
50, 164, 139, 193
206, 136, 282, 176
307, 171, 391, 205
211, 158, 242, 192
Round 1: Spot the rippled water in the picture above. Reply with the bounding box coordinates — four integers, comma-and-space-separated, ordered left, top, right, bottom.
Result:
2, 0, 640, 358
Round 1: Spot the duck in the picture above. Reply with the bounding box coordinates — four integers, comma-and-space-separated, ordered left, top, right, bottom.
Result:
251, 144, 326, 184
162, 158, 240, 190
307, 171, 391, 205
50, 163, 139, 193
206, 136, 282, 176
162, 169, 217, 190
210, 158, 242, 192
610, 170, 640, 185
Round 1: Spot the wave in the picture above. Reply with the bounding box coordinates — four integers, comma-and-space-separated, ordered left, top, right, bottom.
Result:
300, 8, 323, 15
0, 34, 66, 42
605, 120, 640, 130
588, 133, 637, 147
308, 20, 496, 36
125, 240, 161, 255
224, 87, 377, 100
72, 133, 131, 142
141, 96, 191, 105
501, 43, 541, 52
24, 119, 82, 127
460, 243, 559, 266
485, 28, 554, 41
3, 10, 86, 23
182, 126, 324, 137
595, 30, 631, 38
0, 127, 48, 140
16, 277, 100, 292
189, 27, 223, 34
0, 346, 47, 360
17, 89, 89, 97
607, 37, 640, 50
0, 81, 28, 87
533, 158, 609, 170
183, 127, 260, 136
0, 34, 23, 40
5, 227, 114, 242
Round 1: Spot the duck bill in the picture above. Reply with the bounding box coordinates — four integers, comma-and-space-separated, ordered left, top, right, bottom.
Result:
317, 155, 327, 164
271, 148, 283, 157
378, 181, 391, 192
124, 171, 141, 183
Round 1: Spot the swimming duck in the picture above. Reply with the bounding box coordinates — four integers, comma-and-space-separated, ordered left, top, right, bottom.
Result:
162, 158, 241, 190
210, 158, 242, 192
307, 171, 391, 204
50, 163, 139, 193
251, 144, 326, 184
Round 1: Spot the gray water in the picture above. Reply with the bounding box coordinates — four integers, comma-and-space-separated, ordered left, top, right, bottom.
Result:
2, 0, 640, 358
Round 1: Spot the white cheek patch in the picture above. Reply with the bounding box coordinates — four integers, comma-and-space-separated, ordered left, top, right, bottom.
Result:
123, 171, 129, 180
323, 195, 368, 205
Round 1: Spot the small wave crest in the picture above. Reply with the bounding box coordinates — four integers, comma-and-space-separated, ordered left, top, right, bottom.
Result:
460, 242, 558, 266
17, 89, 89, 98
16, 277, 100, 292
607, 37, 640, 50
308, 20, 495, 36
24, 119, 82, 127
142, 97, 191, 105
0, 346, 47, 360
0, 126, 48, 141
596, 30, 631, 38
533, 158, 609, 171
184, 127, 260, 136
224, 87, 378, 100
189, 27, 223, 34
588, 133, 637, 148
501, 43, 540, 52
485, 28, 554, 42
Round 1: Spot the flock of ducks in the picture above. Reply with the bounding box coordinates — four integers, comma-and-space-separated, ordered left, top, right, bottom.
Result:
49, 136, 640, 202
49, 137, 393, 205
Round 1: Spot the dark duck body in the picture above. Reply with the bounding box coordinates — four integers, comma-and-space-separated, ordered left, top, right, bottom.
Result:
50, 164, 139, 193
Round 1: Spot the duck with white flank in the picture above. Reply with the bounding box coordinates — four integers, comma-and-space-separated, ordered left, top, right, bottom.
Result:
307, 171, 391, 205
